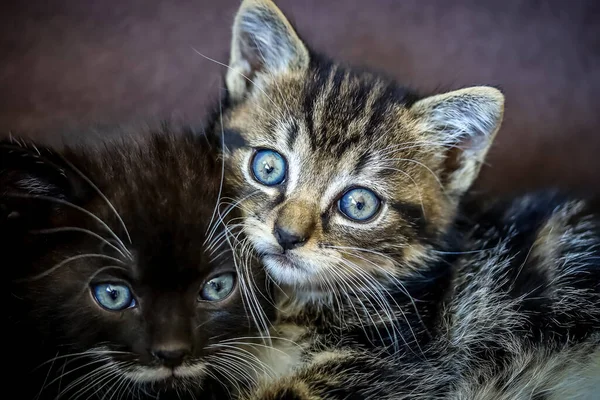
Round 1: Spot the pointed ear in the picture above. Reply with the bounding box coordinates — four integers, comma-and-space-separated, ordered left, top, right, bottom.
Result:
410, 86, 504, 195
1, 139, 88, 229
227, 0, 309, 101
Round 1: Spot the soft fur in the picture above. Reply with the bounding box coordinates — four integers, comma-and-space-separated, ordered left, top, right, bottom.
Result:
3, 131, 280, 400
217, 0, 600, 398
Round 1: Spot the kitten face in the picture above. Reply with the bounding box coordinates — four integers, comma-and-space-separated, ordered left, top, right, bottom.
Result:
4, 133, 273, 398
221, 0, 504, 291
224, 73, 439, 288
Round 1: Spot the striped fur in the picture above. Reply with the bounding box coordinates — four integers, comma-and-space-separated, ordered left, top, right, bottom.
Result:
240, 193, 600, 400
217, 1, 600, 399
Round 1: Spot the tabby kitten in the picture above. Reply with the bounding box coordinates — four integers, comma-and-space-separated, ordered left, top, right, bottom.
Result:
3, 131, 282, 400
216, 0, 600, 398
221, 0, 502, 345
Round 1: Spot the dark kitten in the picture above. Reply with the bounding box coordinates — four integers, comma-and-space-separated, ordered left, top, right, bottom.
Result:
3, 131, 276, 400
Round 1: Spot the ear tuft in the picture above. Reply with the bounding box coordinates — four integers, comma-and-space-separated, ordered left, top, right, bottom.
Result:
411, 86, 505, 194
227, 0, 309, 101
1, 139, 86, 228
1, 140, 70, 197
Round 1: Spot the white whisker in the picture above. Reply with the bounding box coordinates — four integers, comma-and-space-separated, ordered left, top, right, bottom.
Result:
56, 155, 133, 248
388, 157, 446, 194
190, 48, 285, 122
30, 227, 129, 261
4, 193, 131, 258
205, 94, 228, 238
19, 254, 125, 282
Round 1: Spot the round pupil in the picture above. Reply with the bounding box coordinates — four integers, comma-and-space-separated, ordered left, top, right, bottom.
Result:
351, 193, 366, 210
108, 288, 119, 301
210, 280, 223, 292
263, 160, 274, 174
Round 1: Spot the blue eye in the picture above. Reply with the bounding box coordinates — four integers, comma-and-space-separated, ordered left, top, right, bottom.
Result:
251, 149, 287, 186
92, 283, 136, 311
338, 187, 381, 222
199, 273, 236, 302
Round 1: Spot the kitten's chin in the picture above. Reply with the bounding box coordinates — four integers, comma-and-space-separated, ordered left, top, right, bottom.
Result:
123, 363, 207, 384
262, 254, 316, 287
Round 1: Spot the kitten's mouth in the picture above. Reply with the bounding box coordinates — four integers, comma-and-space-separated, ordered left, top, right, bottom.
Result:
261, 252, 319, 286
263, 253, 301, 269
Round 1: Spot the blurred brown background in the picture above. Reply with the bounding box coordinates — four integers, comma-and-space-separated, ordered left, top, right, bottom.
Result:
1, 0, 599, 196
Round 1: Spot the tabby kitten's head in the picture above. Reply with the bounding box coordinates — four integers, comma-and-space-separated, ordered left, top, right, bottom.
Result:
220, 0, 504, 291
4, 133, 273, 398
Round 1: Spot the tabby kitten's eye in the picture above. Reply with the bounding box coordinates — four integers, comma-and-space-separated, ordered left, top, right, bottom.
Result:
199, 272, 236, 302
251, 149, 287, 186
338, 187, 381, 222
92, 283, 136, 311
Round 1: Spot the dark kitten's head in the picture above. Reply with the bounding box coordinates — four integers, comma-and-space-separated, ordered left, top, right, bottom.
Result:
220, 0, 504, 291
3, 132, 274, 398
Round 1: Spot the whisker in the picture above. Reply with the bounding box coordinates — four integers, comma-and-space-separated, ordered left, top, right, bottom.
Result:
203, 367, 233, 399
329, 246, 430, 353
56, 154, 133, 247
217, 352, 262, 385
388, 157, 446, 194
4, 193, 131, 258
321, 263, 370, 336
191, 48, 285, 122
208, 358, 244, 395
328, 245, 422, 308
223, 229, 272, 344
205, 95, 228, 237
376, 140, 450, 158
210, 345, 271, 380
30, 227, 128, 261
105, 369, 129, 400
35, 350, 59, 400
56, 359, 68, 396
204, 191, 259, 246
209, 340, 293, 358
328, 259, 394, 350
18, 254, 125, 282
195, 316, 218, 332
216, 335, 302, 348
378, 166, 426, 217
35, 349, 131, 370
207, 222, 245, 254
339, 257, 414, 353
64, 362, 116, 400
47, 357, 110, 394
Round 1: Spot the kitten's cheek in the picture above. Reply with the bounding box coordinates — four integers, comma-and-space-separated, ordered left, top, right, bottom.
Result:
132, 342, 153, 363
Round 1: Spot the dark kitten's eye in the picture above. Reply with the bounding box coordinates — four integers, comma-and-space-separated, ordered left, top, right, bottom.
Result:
199, 272, 236, 302
338, 187, 381, 222
251, 149, 287, 186
92, 283, 136, 311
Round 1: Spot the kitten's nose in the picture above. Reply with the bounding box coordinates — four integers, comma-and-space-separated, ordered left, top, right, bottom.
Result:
273, 200, 316, 251
151, 347, 190, 368
274, 225, 307, 251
